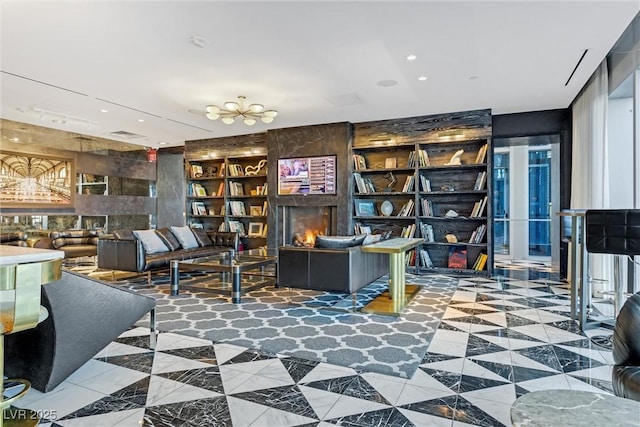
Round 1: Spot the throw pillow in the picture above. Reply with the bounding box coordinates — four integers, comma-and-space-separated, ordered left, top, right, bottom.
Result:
362, 234, 382, 245
132, 229, 170, 254
314, 234, 367, 249
170, 226, 199, 249
155, 228, 181, 251
113, 229, 136, 240
191, 228, 213, 247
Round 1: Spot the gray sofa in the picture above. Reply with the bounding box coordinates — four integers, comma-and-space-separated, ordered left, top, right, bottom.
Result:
4, 270, 156, 392
97, 228, 239, 272
278, 243, 389, 293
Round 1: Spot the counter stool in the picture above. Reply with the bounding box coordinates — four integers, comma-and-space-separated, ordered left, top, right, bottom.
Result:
1, 258, 61, 427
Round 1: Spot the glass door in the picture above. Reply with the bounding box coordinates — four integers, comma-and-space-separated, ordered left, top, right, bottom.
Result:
493, 136, 560, 266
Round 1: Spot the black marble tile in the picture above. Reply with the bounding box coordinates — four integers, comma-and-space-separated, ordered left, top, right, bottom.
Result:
157, 367, 225, 394
465, 335, 509, 357
515, 345, 563, 372
454, 396, 507, 427
470, 359, 514, 382
505, 313, 539, 327
96, 352, 155, 374
145, 397, 231, 426
231, 385, 318, 418
512, 365, 561, 383
116, 335, 153, 349
548, 320, 584, 335
224, 349, 277, 364
458, 374, 510, 393
161, 345, 218, 365
552, 345, 605, 373
450, 306, 499, 316
343, 376, 391, 404
506, 329, 544, 343
325, 407, 411, 427
106, 376, 150, 406
418, 368, 462, 392
419, 352, 459, 364
399, 395, 457, 419
142, 408, 194, 427
303, 375, 359, 395
515, 385, 530, 398
280, 357, 319, 383
437, 321, 468, 332
60, 395, 143, 420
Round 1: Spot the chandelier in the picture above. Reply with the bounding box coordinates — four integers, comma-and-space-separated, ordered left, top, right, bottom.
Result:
205, 96, 278, 126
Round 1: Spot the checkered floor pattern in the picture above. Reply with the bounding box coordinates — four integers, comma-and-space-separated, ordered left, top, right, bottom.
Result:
11, 273, 616, 426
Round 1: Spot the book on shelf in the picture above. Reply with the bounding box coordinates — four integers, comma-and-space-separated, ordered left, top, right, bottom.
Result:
448, 246, 468, 269
469, 224, 486, 244
353, 154, 367, 170
401, 223, 416, 238
418, 149, 430, 167
385, 157, 397, 168
227, 220, 246, 236
421, 199, 433, 217
470, 196, 488, 218
190, 201, 205, 216
228, 164, 244, 176
261, 224, 268, 238
419, 249, 434, 268
397, 199, 414, 217
218, 222, 227, 231
401, 175, 414, 192
353, 173, 367, 194
420, 223, 435, 242
405, 249, 416, 266
228, 201, 246, 216
473, 171, 487, 191
474, 144, 488, 164
219, 163, 226, 176
190, 164, 203, 178
216, 182, 225, 196
472, 252, 488, 270
229, 181, 244, 196
420, 176, 432, 192
261, 201, 268, 215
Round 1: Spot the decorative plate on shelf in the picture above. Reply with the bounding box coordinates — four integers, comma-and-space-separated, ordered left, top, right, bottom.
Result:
380, 200, 393, 216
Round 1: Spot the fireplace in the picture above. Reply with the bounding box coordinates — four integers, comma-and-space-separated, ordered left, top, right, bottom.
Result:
279, 206, 336, 247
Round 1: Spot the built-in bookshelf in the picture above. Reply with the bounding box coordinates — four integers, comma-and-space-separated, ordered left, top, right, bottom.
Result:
352, 109, 492, 276
186, 154, 268, 249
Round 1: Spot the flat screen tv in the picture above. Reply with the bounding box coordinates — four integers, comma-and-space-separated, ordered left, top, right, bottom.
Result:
278, 155, 336, 195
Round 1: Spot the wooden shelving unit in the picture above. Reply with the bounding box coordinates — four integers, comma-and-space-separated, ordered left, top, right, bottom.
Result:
352, 109, 492, 276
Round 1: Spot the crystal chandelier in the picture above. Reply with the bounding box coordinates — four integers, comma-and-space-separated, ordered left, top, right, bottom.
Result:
205, 96, 278, 126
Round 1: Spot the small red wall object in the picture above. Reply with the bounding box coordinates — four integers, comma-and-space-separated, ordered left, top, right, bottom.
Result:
147, 148, 158, 163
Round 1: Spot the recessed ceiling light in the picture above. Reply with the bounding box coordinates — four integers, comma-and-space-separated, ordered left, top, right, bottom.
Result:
138, 119, 144, 122
11, 137, 19, 142
100, 109, 108, 113
52, 119, 66, 124
159, 142, 168, 145
418, 76, 428, 81
469, 75, 479, 80
406, 54, 417, 61
377, 79, 398, 87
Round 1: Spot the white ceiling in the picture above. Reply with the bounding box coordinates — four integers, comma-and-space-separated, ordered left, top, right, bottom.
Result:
1, 1, 638, 149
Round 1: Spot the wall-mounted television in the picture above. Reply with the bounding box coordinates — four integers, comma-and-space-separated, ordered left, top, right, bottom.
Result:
278, 155, 336, 195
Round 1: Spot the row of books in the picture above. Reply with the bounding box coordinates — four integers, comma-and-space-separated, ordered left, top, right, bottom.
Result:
353, 173, 376, 193
229, 181, 245, 196
190, 183, 208, 197
470, 196, 488, 217
401, 175, 415, 192
419, 249, 434, 268
400, 223, 416, 238
191, 201, 208, 216
420, 223, 435, 242
472, 252, 488, 270
469, 224, 487, 244
407, 149, 430, 167
228, 164, 245, 176
420, 176, 432, 192
353, 154, 367, 170
405, 249, 417, 266
421, 199, 434, 217
397, 199, 414, 216
473, 171, 487, 191
353, 222, 373, 235
228, 200, 268, 216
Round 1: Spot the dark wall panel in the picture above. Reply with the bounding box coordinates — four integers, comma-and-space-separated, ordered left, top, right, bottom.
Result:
156, 152, 186, 229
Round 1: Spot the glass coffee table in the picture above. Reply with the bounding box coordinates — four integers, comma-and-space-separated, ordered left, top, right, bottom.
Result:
169, 249, 277, 303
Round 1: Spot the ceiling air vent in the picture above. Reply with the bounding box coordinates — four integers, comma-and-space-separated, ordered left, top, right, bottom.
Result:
108, 130, 145, 139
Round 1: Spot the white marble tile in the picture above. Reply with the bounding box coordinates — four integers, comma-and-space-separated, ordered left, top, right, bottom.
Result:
94, 341, 149, 358
250, 406, 318, 426
112, 408, 147, 427
476, 312, 508, 327
461, 383, 516, 406
226, 395, 269, 426
517, 373, 572, 392
395, 383, 456, 406
462, 359, 510, 382
229, 372, 294, 394
510, 324, 550, 342
219, 367, 254, 394
509, 351, 560, 372
462, 394, 514, 427
428, 337, 469, 358
298, 385, 342, 419
441, 320, 471, 332
15, 384, 106, 419
422, 357, 466, 373
554, 344, 608, 364
565, 374, 614, 394
60, 359, 118, 387
508, 309, 542, 323
151, 352, 212, 374
72, 364, 148, 395
322, 394, 390, 420
451, 290, 477, 303
542, 324, 587, 344
56, 408, 140, 427
536, 309, 572, 323
360, 372, 407, 405
148, 376, 221, 406
443, 307, 471, 319
468, 350, 513, 366
213, 343, 252, 364
399, 408, 454, 427
298, 362, 358, 383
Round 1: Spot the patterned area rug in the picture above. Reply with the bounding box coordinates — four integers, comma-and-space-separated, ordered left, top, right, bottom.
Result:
103, 270, 458, 379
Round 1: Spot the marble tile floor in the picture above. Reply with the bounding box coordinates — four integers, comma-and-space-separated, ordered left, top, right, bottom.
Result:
9, 273, 616, 427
